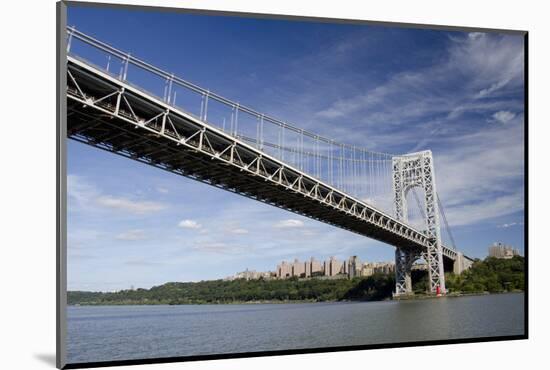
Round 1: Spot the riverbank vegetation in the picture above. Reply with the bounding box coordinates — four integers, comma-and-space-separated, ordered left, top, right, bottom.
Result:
411, 256, 525, 294
68, 273, 395, 305
68, 256, 524, 305
445, 256, 525, 293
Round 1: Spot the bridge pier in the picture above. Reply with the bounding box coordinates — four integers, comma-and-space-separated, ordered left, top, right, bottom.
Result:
394, 248, 417, 296
453, 252, 473, 274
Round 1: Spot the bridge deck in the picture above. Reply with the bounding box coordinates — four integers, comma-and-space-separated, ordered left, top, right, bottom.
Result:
66, 56, 460, 261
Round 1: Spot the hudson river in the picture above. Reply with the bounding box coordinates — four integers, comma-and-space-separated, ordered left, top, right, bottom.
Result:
67, 293, 524, 364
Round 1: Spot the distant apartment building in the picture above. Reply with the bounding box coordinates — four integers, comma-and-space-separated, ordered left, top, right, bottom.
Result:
292, 258, 306, 278
374, 261, 395, 274
324, 256, 345, 277
305, 257, 323, 277
277, 261, 292, 279
489, 242, 520, 259
274, 256, 395, 280
225, 268, 274, 281
360, 263, 374, 277
276, 259, 310, 279
360, 261, 395, 276
347, 256, 362, 278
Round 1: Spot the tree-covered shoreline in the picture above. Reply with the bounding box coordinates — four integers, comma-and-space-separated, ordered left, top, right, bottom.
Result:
68, 256, 524, 305
68, 273, 395, 305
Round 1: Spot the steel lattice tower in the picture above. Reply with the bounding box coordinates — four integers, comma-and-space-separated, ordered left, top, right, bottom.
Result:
392, 150, 446, 295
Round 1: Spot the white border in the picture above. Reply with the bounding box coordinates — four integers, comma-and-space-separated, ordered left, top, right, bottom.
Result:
2, 1, 547, 369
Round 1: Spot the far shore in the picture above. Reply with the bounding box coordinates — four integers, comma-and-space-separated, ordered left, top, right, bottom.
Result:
68, 290, 524, 306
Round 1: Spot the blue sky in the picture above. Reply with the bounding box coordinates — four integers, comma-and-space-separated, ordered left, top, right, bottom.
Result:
67, 5, 525, 291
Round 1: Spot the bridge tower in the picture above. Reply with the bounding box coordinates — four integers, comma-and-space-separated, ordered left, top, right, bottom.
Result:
392, 150, 446, 296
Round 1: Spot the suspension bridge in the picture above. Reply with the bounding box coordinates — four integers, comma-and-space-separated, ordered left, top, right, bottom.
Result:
64, 27, 473, 296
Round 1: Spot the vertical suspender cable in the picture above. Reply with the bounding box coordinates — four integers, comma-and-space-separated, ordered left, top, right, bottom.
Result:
302, 136, 305, 174
256, 116, 260, 149
203, 91, 209, 121
230, 105, 234, 136
200, 94, 204, 121
260, 115, 264, 151
234, 104, 239, 137
282, 124, 285, 162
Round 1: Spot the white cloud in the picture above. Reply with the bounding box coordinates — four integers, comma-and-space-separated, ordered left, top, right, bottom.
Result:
274, 219, 305, 228
313, 32, 523, 145
301, 229, 318, 237
178, 219, 202, 229
434, 120, 524, 227
468, 32, 485, 40
498, 222, 524, 228
477, 80, 511, 99
96, 195, 166, 214
192, 242, 245, 254
448, 32, 524, 100
68, 175, 167, 215
443, 191, 524, 227
116, 229, 146, 241
492, 110, 516, 124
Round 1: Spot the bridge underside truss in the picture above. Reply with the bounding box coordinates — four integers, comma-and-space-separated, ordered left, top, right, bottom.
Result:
65, 57, 460, 271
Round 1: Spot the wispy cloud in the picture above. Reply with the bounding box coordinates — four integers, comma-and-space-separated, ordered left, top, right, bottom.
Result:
156, 186, 169, 194
178, 219, 202, 229
491, 110, 516, 124
274, 219, 305, 228
310, 32, 524, 152
68, 174, 99, 209
442, 191, 524, 227
498, 222, 524, 229
68, 175, 167, 215
97, 196, 166, 214
434, 117, 524, 225
192, 242, 247, 255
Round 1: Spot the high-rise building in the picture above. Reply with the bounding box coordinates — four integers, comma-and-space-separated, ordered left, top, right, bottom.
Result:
375, 261, 395, 274
305, 257, 323, 277
324, 256, 345, 277
277, 261, 291, 279
360, 261, 395, 276
275, 256, 395, 280
347, 256, 362, 278
311, 257, 323, 276
489, 242, 520, 259
292, 258, 305, 278
360, 263, 374, 277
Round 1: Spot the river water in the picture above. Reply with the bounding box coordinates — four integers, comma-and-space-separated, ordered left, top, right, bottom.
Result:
66, 293, 524, 364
